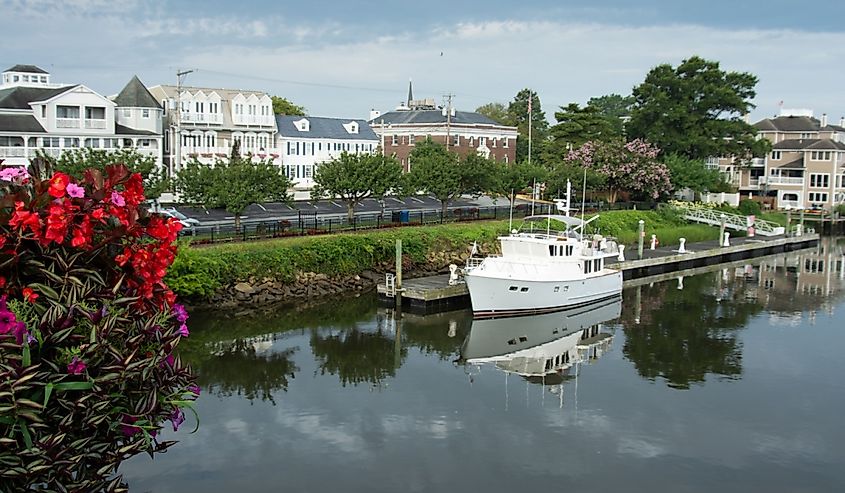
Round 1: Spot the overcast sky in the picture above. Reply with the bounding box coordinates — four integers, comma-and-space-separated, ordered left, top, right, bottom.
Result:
3, 0, 844, 122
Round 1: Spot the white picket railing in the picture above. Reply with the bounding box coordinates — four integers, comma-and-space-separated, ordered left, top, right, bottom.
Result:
681, 207, 785, 236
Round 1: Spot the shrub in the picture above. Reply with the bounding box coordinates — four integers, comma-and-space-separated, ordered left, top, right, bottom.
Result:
1, 162, 197, 490
738, 199, 762, 216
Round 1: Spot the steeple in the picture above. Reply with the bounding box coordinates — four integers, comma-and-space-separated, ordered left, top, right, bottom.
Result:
407, 78, 413, 107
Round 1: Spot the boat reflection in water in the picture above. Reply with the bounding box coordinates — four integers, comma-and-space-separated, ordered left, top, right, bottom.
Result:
460, 296, 621, 393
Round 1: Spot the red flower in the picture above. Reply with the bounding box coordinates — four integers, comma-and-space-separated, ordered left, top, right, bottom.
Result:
48, 172, 71, 198
22, 288, 39, 303
0, 276, 5, 289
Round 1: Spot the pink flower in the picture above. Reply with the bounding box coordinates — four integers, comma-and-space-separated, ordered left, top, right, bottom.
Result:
67, 356, 87, 375
178, 323, 189, 337
187, 384, 201, 396
110, 191, 125, 207
0, 166, 29, 183
66, 183, 85, 198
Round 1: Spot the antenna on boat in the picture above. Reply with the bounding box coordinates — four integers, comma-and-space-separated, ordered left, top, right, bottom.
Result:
546, 203, 551, 235
531, 178, 536, 217
508, 189, 514, 233
565, 179, 571, 218
580, 166, 587, 234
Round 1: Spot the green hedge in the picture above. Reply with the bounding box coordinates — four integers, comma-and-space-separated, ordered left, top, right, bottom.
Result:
166, 210, 723, 301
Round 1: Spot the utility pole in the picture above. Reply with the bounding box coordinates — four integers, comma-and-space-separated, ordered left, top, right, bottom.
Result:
174, 69, 194, 175
444, 93, 454, 150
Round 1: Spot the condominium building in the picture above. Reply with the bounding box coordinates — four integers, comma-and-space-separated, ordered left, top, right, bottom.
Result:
276, 115, 379, 189
147, 84, 278, 176
0, 65, 163, 169
718, 109, 845, 210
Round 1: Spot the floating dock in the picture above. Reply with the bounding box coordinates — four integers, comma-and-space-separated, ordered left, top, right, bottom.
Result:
377, 233, 820, 313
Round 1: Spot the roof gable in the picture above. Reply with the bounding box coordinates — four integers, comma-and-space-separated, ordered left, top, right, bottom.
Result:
4, 64, 48, 74
754, 116, 820, 132
112, 76, 161, 109
0, 85, 75, 110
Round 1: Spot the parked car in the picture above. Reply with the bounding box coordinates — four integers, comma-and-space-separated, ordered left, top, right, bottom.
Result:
159, 208, 201, 229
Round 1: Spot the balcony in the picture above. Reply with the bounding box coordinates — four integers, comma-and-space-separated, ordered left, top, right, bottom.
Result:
760, 176, 804, 186
750, 158, 766, 167
0, 147, 26, 157
56, 118, 79, 128
181, 113, 222, 124
232, 115, 275, 126
84, 119, 107, 129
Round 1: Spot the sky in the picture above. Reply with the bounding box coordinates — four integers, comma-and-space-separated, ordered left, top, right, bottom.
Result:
2, 0, 844, 123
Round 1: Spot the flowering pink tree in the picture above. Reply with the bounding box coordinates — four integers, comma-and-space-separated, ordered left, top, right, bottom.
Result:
1, 161, 197, 491
565, 139, 673, 203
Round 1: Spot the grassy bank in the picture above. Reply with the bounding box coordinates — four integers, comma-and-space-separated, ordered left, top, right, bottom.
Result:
166, 209, 721, 301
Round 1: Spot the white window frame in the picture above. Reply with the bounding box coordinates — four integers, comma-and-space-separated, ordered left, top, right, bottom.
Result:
771, 151, 781, 160
810, 173, 830, 188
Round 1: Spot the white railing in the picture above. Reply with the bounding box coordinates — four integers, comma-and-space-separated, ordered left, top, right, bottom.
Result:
749, 178, 760, 186
56, 118, 79, 128
760, 176, 804, 185
181, 113, 221, 124
232, 115, 274, 126
681, 207, 785, 236
750, 158, 766, 167
84, 119, 106, 129
465, 257, 486, 271
0, 147, 26, 157
705, 157, 720, 169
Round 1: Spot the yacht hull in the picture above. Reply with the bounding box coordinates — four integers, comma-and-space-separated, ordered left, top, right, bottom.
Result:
465, 269, 622, 318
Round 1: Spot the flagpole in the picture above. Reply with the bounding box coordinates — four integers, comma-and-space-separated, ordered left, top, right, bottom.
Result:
527, 95, 533, 165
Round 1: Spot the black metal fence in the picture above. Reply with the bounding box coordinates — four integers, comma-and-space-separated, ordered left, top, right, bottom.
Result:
181, 201, 656, 245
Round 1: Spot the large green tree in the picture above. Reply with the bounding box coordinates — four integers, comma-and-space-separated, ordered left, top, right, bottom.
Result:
474, 102, 513, 125
177, 154, 291, 229
406, 139, 493, 216
627, 56, 770, 161
587, 93, 634, 136
311, 151, 403, 221
663, 153, 732, 194
507, 88, 549, 165
543, 103, 620, 163
39, 147, 168, 200
488, 160, 546, 207
271, 96, 306, 116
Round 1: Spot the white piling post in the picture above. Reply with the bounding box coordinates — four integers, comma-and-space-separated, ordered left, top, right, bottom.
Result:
723, 231, 731, 247
677, 276, 684, 290
617, 244, 625, 261
650, 234, 657, 250
796, 224, 803, 237
678, 238, 686, 254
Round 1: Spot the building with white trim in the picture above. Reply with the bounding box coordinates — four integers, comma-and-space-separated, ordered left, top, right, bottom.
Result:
275, 115, 380, 189
0, 65, 163, 169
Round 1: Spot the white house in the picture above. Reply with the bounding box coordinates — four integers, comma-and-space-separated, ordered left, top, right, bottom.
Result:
147, 85, 278, 176
275, 115, 380, 189
0, 65, 163, 170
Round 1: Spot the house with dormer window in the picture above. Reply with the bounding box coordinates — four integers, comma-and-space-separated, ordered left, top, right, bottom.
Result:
0, 65, 163, 170
275, 115, 379, 188
147, 85, 278, 175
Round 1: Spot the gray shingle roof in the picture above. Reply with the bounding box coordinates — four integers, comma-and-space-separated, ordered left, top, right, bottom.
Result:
113, 76, 161, 109
115, 123, 157, 136
370, 109, 504, 126
773, 139, 845, 151
755, 116, 821, 132
0, 85, 75, 109
276, 116, 378, 141
4, 64, 48, 74
0, 114, 45, 133
776, 157, 804, 169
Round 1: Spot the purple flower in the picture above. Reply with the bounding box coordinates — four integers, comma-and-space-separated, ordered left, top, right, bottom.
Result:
121, 415, 141, 437
110, 191, 125, 207
170, 407, 185, 432
67, 356, 87, 375
187, 384, 201, 396
0, 299, 18, 336
159, 353, 175, 368
66, 183, 85, 198
172, 303, 189, 323
178, 323, 189, 337
13, 321, 27, 345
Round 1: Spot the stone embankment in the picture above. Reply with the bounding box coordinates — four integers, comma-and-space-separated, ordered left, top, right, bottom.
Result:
202, 250, 474, 309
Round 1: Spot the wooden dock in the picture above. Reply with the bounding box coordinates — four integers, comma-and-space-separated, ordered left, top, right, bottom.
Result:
377, 233, 820, 313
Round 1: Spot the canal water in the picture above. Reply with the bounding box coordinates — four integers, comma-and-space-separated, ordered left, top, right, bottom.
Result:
121, 239, 845, 492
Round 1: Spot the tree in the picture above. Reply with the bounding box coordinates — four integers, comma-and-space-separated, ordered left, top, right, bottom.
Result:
177, 155, 291, 229
507, 88, 549, 165
311, 151, 402, 221
271, 96, 306, 116
587, 93, 634, 136
663, 153, 731, 194
488, 160, 546, 207
40, 147, 168, 200
474, 102, 513, 125
406, 139, 493, 216
565, 139, 673, 203
627, 56, 770, 161
543, 103, 620, 163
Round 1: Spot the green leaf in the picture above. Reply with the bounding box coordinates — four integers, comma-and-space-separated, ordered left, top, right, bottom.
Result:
22, 345, 31, 367
19, 421, 33, 449
43, 383, 53, 407
53, 381, 94, 391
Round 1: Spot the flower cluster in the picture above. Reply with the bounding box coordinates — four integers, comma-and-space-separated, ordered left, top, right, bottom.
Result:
1, 161, 197, 490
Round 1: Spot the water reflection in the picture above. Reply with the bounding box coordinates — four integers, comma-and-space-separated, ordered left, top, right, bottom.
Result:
461, 296, 620, 380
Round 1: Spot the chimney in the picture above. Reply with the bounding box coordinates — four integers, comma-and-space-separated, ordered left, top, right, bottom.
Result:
840, 116, 844, 127
821, 113, 828, 127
